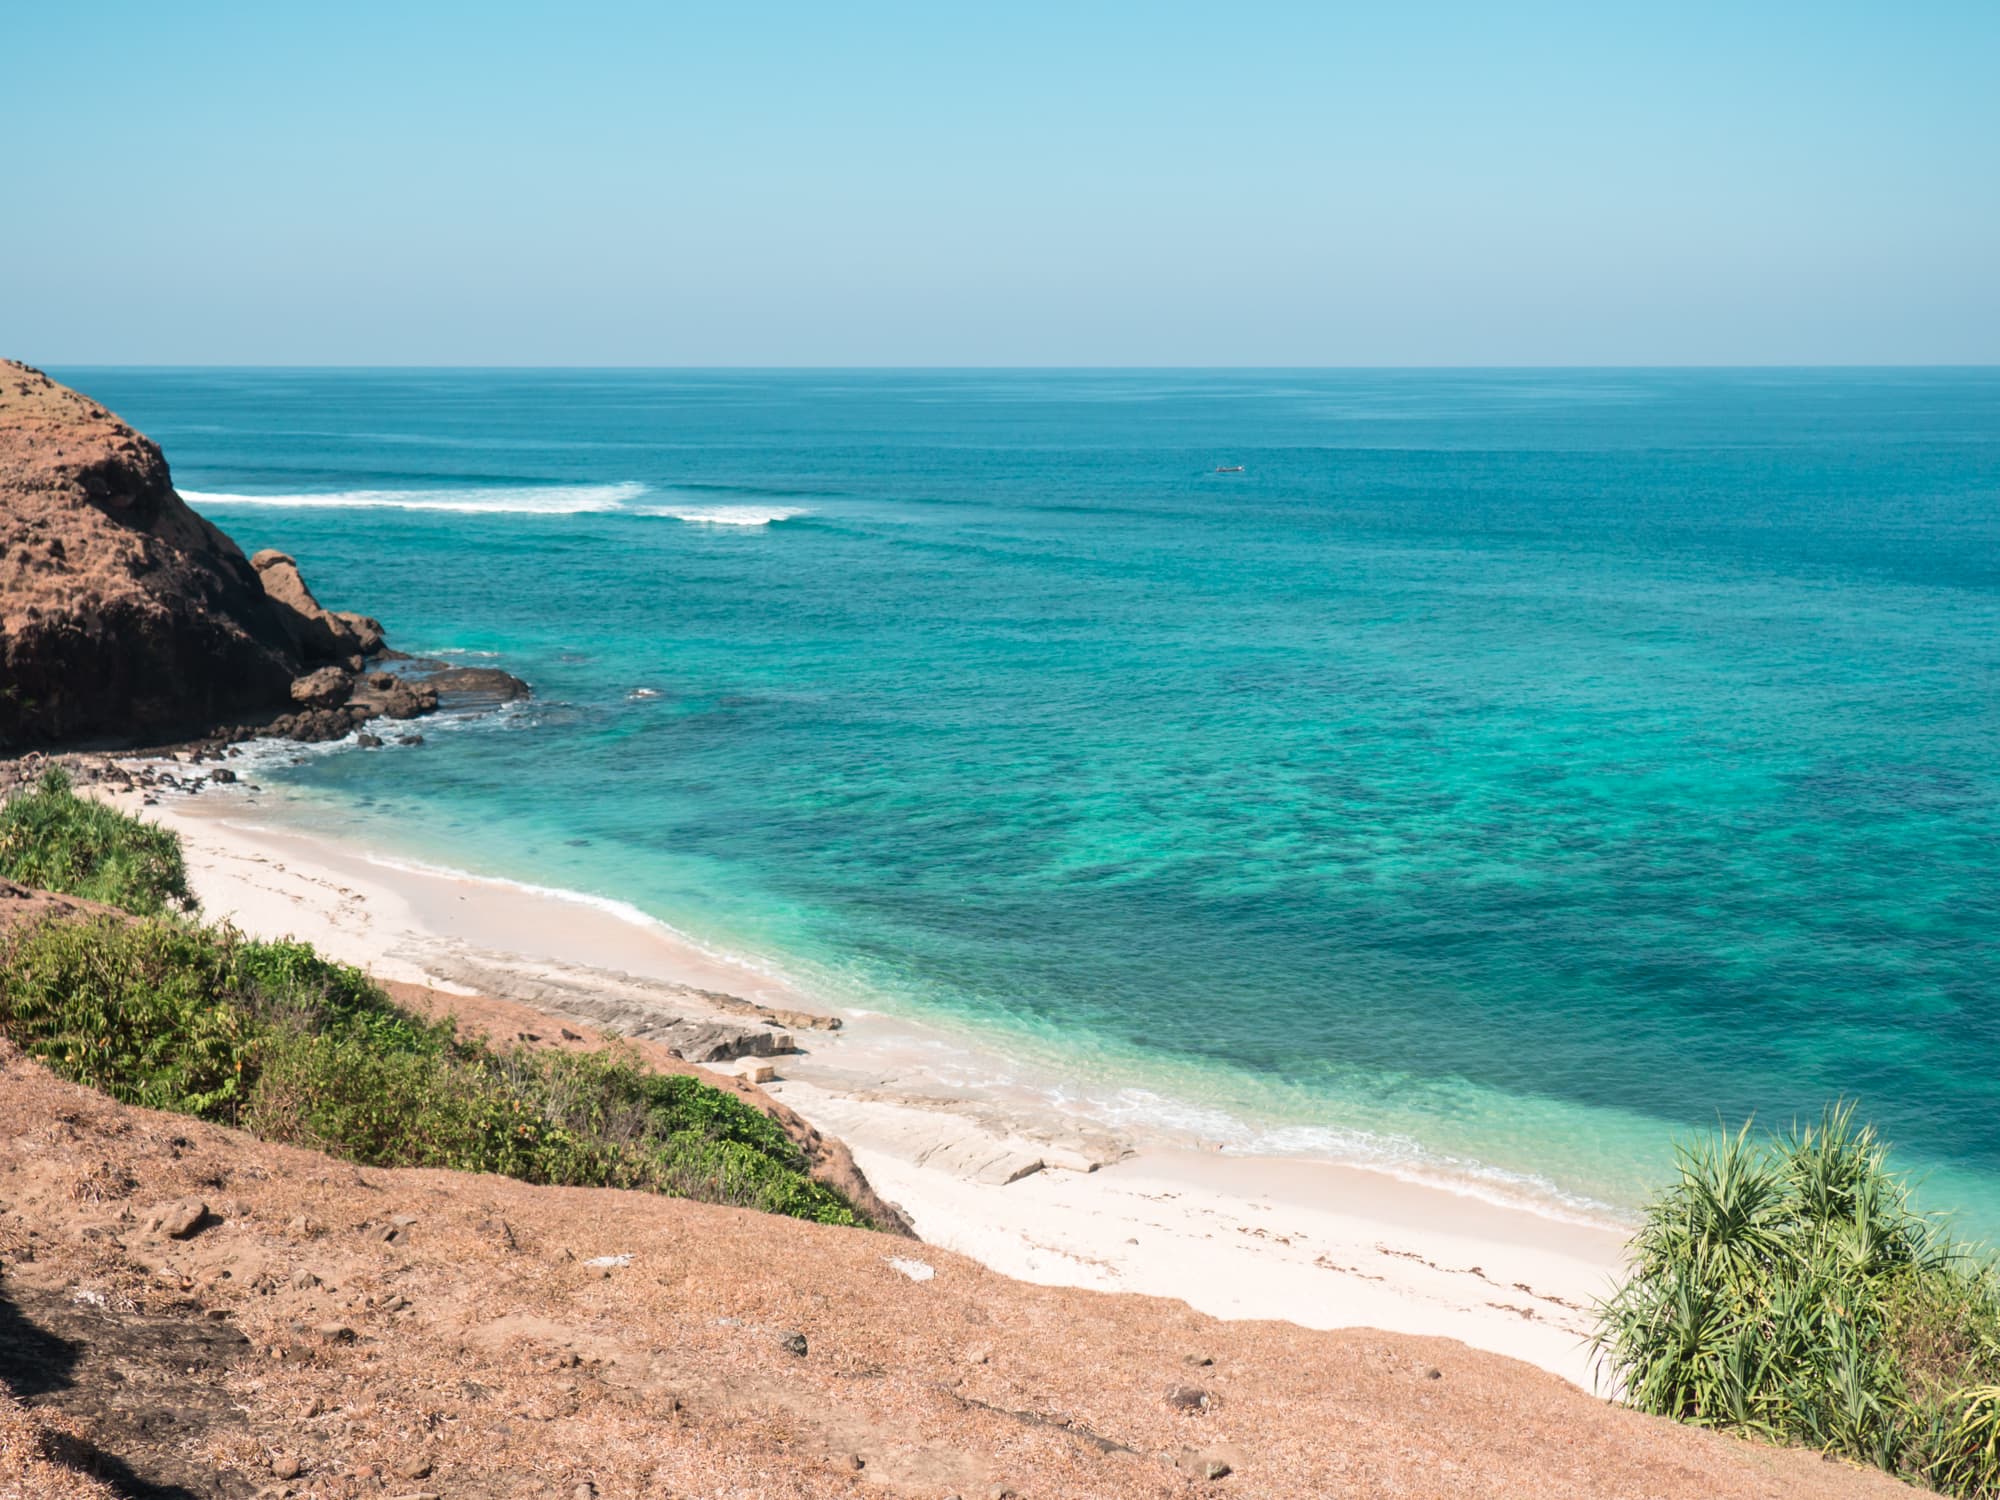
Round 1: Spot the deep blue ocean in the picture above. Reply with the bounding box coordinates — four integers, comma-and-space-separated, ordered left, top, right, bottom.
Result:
56, 368, 2000, 1231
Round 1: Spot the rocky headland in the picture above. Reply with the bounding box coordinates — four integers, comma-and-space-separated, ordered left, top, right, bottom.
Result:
0, 361, 525, 752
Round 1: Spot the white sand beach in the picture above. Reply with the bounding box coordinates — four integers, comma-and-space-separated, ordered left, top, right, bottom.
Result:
105, 773, 1630, 1391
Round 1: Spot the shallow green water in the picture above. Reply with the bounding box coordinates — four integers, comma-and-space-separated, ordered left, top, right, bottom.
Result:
60, 367, 2000, 1232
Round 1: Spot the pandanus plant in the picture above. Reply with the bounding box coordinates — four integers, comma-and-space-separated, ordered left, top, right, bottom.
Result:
1594, 1104, 2000, 1498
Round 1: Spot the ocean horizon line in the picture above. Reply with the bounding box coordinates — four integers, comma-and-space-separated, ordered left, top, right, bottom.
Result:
33, 361, 2000, 375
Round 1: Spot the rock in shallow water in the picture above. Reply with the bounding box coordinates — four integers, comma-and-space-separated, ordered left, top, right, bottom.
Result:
417, 664, 532, 705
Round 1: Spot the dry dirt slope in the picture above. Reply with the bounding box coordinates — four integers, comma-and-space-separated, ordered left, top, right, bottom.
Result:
0, 1049, 1913, 1500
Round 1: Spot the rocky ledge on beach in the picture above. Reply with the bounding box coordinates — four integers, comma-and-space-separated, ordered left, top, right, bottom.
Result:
0, 360, 526, 750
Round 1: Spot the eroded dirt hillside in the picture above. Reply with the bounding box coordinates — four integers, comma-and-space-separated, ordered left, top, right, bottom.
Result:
0, 1050, 1911, 1500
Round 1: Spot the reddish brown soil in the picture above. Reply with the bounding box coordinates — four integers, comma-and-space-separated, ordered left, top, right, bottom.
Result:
0, 1048, 1915, 1500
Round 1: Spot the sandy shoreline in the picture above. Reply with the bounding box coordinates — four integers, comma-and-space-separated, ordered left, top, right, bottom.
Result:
99, 767, 1629, 1390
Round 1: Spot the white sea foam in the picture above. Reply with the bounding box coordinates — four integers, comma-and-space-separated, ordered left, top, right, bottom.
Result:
183, 485, 813, 526
181, 482, 647, 515
355, 850, 672, 930
165, 699, 532, 786
1240, 1123, 1623, 1226
1002, 1084, 1626, 1228
637, 504, 811, 526
195, 730, 373, 778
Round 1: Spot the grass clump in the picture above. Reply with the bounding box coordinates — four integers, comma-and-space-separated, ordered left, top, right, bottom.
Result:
0, 903, 862, 1228
0, 767, 194, 917
1595, 1105, 2000, 1495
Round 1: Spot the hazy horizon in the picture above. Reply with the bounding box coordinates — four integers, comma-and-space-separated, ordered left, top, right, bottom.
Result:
9, 3, 1997, 366
34, 361, 2000, 372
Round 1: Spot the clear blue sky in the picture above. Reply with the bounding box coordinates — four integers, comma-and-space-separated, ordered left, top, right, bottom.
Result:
5, 2, 1995, 365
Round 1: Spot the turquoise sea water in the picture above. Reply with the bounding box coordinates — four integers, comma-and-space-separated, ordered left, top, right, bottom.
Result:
56, 368, 2000, 1232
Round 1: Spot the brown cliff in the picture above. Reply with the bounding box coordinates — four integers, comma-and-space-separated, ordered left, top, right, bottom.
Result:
0, 361, 304, 747
0, 362, 526, 751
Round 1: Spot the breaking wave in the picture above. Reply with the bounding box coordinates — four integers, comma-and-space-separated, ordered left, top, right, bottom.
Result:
637, 504, 811, 526
180, 482, 648, 515
182, 485, 812, 527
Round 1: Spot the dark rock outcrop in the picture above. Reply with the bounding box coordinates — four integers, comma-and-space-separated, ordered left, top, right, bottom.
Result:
279, 710, 355, 743
0, 362, 301, 746
289, 665, 353, 710
252, 549, 386, 661
351, 675, 439, 721
0, 361, 531, 750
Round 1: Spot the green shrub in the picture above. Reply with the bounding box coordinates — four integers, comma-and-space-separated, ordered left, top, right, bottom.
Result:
0, 767, 195, 917
0, 914, 862, 1228
0, 916, 246, 1115
1595, 1105, 2000, 1495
